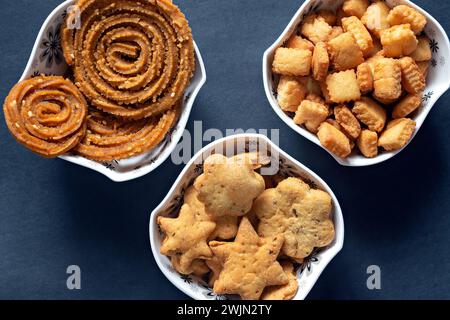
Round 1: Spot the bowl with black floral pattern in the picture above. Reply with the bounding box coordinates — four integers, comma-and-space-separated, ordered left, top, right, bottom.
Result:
149, 134, 345, 300
19, 0, 206, 182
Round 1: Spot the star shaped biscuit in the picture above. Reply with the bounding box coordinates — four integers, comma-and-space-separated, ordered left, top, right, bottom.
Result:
209, 217, 288, 300
158, 203, 216, 274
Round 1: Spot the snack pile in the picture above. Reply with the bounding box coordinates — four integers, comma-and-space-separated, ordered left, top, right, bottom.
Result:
272, 0, 431, 159
3, 0, 195, 161
157, 153, 336, 300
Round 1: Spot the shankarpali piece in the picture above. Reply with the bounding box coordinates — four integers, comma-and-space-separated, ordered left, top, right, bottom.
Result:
61, 0, 195, 120
3, 75, 88, 158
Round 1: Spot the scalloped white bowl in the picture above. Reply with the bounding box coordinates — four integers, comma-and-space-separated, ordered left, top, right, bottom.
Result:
149, 134, 344, 300
263, 0, 450, 167
20, 0, 206, 182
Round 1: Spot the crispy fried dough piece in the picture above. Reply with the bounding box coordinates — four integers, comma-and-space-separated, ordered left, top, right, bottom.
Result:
387, 5, 427, 34
342, 0, 370, 19
373, 58, 402, 104
328, 32, 365, 71
334, 105, 361, 140
352, 97, 386, 132
361, 1, 391, 39
301, 14, 333, 44
399, 57, 426, 94
210, 218, 288, 300
381, 24, 418, 58
411, 35, 432, 62
272, 48, 312, 76
378, 118, 416, 151
417, 61, 430, 79
317, 122, 352, 158
328, 26, 344, 42
357, 62, 374, 93
294, 100, 329, 133
261, 262, 299, 300
286, 35, 315, 52
277, 76, 307, 112
326, 70, 361, 103
357, 129, 378, 158
342, 16, 374, 56
312, 42, 330, 81
317, 10, 337, 26
392, 94, 422, 119
171, 256, 209, 276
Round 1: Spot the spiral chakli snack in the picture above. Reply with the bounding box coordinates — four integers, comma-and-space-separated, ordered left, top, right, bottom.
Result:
3, 76, 88, 158
74, 103, 180, 161
61, 0, 195, 120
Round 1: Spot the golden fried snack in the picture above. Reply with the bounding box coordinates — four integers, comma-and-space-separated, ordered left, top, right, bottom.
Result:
328, 26, 344, 42
320, 81, 332, 104
326, 70, 361, 103
286, 35, 315, 52
357, 129, 378, 158
373, 58, 402, 104
365, 51, 385, 75
317, 122, 352, 158
336, 6, 350, 26
399, 57, 426, 94
255, 177, 334, 260
381, 24, 418, 58
158, 204, 216, 275
300, 76, 323, 96
342, 0, 370, 19
334, 105, 361, 140
392, 94, 422, 119
342, 16, 374, 57
171, 256, 209, 276
3, 76, 87, 158
361, 1, 390, 39
328, 32, 364, 71
378, 118, 416, 151
410, 36, 432, 62
210, 218, 288, 300
272, 48, 312, 76
387, 5, 427, 34
294, 100, 329, 133
261, 262, 299, 300
305, 93, 325, 105
352, 97, 386, 133
61, 0, 195, 120
194, 154, 265, 217
301, 14, 333, 44
357, 62, 374, 94
209, 216, 239, 241
417, 61, 430, 79
312, 42, 330, 81
75, 105, 178, 161
277, 76, 307, 112
205, 256, 222, 288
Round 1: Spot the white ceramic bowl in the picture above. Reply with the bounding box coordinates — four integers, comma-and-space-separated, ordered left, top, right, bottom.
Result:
263, 0, 450, 167
19, 0, 206, 182
149, 134, 344, 300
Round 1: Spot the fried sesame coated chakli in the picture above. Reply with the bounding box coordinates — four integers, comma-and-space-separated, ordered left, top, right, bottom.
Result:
3, 76, 87, 158
74, 103, 180, 161
61, 0, 195, 120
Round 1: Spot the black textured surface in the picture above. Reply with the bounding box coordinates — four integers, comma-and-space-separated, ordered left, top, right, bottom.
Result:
1, 0, 450, 299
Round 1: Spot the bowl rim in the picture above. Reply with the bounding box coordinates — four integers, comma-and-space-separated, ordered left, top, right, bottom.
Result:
19, 0, 207, 182
262, 0, 450, 167
148, 133, 345, 300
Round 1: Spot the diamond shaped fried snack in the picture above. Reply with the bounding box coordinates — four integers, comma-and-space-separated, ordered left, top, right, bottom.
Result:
387, 5, 427, 35
353, 97, 386, 133
381, 24, 418, 58
272, 48, 312, 76
326, 70, 361, 103
399, 57, 426, 94
392, 94, 422, 119
209, 217, 288, 300
254, 177, 334, 260
342, 0, 370, 19
373, 58, 402, 104
342, 16, 374, 57
194, 154, 265, 217
378, 118, 416, 151
334, 105, 361, 140
277, 76, 307, 112
261, 261, 299, 300
294, 100, 329, 133
328, 33, 365, 71
301, 14, 333, 44
361, 1, 391, 39
158, 205, 216, 274
317, 122, 352, 158
357, 129, 378, 158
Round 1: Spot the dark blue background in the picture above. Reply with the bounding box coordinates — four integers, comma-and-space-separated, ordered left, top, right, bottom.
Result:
1, 0, 449, 300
